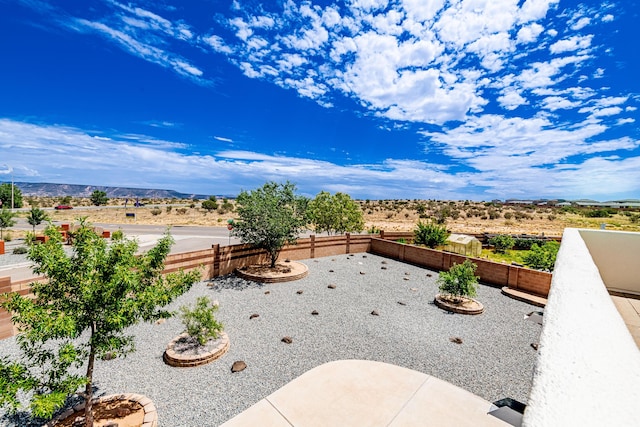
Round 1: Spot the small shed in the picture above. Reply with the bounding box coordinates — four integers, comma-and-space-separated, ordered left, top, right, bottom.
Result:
444, 234, 482, 257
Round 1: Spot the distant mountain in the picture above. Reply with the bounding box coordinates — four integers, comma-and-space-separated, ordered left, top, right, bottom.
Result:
7, 182, 211, 199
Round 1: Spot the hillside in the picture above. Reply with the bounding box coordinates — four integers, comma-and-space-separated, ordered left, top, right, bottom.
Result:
8, 182, 209, 199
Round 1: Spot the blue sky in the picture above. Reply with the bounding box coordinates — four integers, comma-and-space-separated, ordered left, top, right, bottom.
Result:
0, 0, 638, 200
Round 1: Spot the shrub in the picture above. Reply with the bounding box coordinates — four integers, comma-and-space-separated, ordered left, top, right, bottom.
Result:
166, 206, 172, 213
513, 238, 546, 250
413, 221, 449, 248
180, 296, 224, 346
176, 208, 188, 215
150, 208, 162, 216
437, 260, 479, 302
111, 229, 124, 240
503, 212, 513, 220
12, 246, 28, 254
523, 241, 560, 272
488, 234, 515, 253
583, 209, 614, 218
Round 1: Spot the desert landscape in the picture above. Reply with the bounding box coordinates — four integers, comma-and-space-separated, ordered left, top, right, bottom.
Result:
14, 196, 640, 238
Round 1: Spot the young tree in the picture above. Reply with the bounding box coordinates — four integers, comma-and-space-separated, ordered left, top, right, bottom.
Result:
201, 195, 218, 211
307, 191, 364, 235
26, 207, 48, 232
0, 207, 17, 239
488, 234, 515, 253
0, 221, 200, 425
413, 221, 449, 248
0, 183, 22, 209
232, 181, 308, 268
523, 241, 560, 272
89, 190, 108, 206
437, 259, 479, 303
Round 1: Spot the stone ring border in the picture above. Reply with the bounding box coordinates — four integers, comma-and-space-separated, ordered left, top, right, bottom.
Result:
163, 331, 230, 368
434, 293, 484, 315
44, 393, 158, 427
235, 261, 309, 283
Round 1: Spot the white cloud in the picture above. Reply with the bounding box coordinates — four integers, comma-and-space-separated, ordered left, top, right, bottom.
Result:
213, 136, 233, 143
517, 23, 544, 43
549, 35, 593, 54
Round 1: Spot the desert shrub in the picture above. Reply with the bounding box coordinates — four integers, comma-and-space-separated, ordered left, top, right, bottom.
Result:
150, 208, 162, 216
487, 209, 501, 220
176, 208, 188, 215
488, 234, 515, 253
523, 241, 560, 272
513, 238, 546, 250
414, 221, 449, 248
386, 212, 394, 219
3, 232, 12, 242
547, 214, 556, 221
13, 246, 28, 254
180, 296, 224, 346
629, 213, 640, 224
437, 260, 479, 302
166, 206, 172, 213
367, 225, 380, 234
202, 196, 218, 211
583, 209, 615, 218
111, 229, 124, 240
503, 212, 513, 220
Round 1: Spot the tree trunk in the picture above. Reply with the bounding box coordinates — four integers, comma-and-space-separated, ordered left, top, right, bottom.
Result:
84, 325, 96, 427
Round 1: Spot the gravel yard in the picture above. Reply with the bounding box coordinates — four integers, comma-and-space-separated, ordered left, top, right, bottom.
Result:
0, 253, 542, 426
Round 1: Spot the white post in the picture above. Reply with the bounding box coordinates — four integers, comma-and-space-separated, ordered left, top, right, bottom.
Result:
11, 170, 14, 211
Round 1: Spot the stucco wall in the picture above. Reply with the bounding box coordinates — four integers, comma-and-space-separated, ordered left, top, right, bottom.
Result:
523, 228, 640, 427
579, 229, 640, 296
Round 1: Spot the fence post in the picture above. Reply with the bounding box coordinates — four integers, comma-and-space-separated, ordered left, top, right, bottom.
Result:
212, 244, 220, 278
380, 230, 385, 240
310, 235, 315, 259
346, 233, 351, 254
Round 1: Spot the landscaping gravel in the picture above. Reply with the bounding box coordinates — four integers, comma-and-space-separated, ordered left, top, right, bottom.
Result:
0, 253, 543, 426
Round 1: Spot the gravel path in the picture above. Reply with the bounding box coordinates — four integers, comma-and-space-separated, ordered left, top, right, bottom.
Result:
0, 253, 542, 426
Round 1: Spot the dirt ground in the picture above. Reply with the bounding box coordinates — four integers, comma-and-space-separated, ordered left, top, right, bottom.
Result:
24, 197, 640, 239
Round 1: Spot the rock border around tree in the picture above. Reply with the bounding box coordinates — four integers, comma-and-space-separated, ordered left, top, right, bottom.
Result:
44, 393, 158, 427
163, 332, 230, 368
235, 261, 309, 283
434, 293, 484, 315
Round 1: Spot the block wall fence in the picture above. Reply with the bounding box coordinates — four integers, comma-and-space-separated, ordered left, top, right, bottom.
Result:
0, 233, 551, 340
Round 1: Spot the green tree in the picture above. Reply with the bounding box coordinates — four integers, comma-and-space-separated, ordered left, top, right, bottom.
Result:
0, 221, 200, 425
59, 195, 72, 205
488, 234, 515, 253
523, 241, 560, 272
413, 221, 449, 248
437, 259, 479, 303
232, 181, 308, 268
0, 207, 17, 240
201, 196, 218, 211
307, 191, 364, 235
89, 190, 108, 206
0, 183, 22, 209
26, 207, 48, 232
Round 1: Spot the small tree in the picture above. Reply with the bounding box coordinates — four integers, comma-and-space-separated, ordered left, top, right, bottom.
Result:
437, 259, 479, 303
232, 181, 308, 268
59, 195, 72, 205
307, 191, 364, 235
0, 207, 17, 240
0, 221, 200, 425
201, 196, 218, 211
414, 221, 449, 248
89, 190, 108, 206
26, 207, 48, 232
488, 234, 515, 253
180, 296, 223, 346
523, 241, 560, 272
0, 183, 23, 208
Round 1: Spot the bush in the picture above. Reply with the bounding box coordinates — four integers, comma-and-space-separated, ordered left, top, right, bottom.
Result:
150, 208, 162, 216
583, 209, 615, 218
111, 229, 124, 240
523, 241, 560, 272
437, 260, 479, 302
12, 246, 28, 254
166, 206, 172, 213
180, 296, 224, 346
488, 234, 515, 253
413, 221, 449, 248
176, 208, 188, 215
513, 238, 546, 250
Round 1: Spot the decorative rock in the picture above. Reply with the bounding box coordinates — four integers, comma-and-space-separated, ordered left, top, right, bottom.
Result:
231, 361, 247, 373
381, 260, 388, 264
410, 287, 418, 291
281, 336, 293, 344
371, 310, 379, 316
397, 301, 407, 306
362, 255, 367, 258
329, 269, 334, 273
101, 351, 117, 361
249, 313, 259, 319
450, 337, 463, 344
311, 310, 319, 315
284, 258, 291, 262
155, 318, 166, 325
531, 343, 539, 350
264, 291, 271, 295
328, 284, 336, 289
403, 277, 409, 281
296, 290, 303, 294
405, 272, 411, 275
360, 271, 366, 275
426, 273, 433, 277
381, 266, 387, 270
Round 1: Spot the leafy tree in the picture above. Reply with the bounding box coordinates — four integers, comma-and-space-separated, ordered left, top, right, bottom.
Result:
0, 221, 200, 425
413, 221, 449, 248
0, 183, 22, 209
488, 234, 515, 253
26, 207, 48, 232
232, 181, 308, 268
201, 196, 218, 211
0, 207, 17, 240
437, 259, 479, 303
59, 195, 72, 205
180, 296, 223, 346
89, 190, 108, 206
523, 241, 560, 272
307, 191, 364, 235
